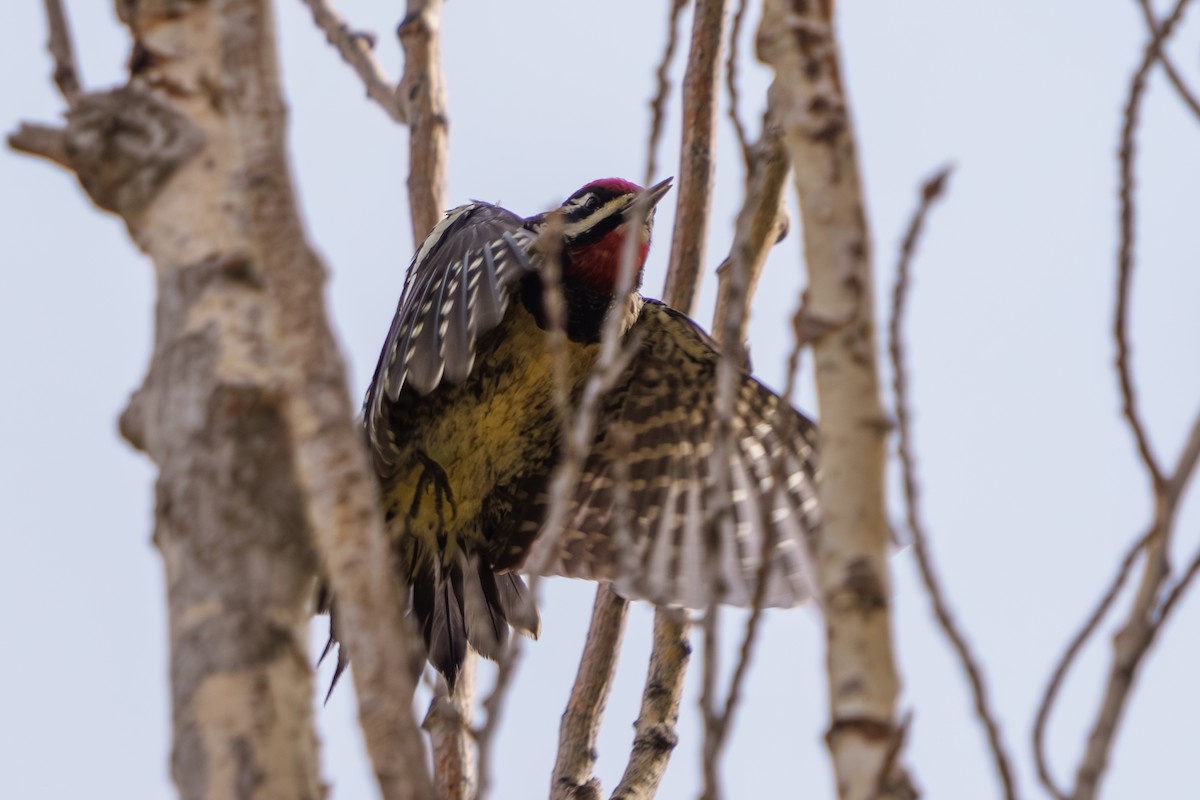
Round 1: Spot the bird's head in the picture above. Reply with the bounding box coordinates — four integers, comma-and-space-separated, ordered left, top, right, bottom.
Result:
553, 177, 673, 294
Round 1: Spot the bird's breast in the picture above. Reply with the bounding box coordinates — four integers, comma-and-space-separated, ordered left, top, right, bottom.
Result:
382, 302, 601, 559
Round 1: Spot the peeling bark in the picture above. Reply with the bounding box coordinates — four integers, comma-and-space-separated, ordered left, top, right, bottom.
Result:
758, 1, 915, 798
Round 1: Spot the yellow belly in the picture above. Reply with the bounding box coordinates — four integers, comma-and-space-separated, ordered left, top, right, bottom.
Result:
382, 304, 599, 562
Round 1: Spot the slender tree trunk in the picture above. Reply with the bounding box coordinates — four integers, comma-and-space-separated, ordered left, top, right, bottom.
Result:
11, 1, 435, 797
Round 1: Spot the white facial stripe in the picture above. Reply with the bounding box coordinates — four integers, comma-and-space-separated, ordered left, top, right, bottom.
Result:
562, 197, 628, 238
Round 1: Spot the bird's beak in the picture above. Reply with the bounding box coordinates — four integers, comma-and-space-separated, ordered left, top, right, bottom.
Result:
641, 177, 674, 209
622, 177, 674, 220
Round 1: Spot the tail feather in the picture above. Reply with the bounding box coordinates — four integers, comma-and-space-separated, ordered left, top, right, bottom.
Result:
408, 554, 543, 688
462, 554, 509, 661
497, 572, 541, 639
428, 568, 467, 686
315, 587, 352, 703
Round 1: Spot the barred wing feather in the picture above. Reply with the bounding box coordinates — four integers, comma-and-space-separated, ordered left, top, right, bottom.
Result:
365, 202, 537, 463
523, 300, 821, 610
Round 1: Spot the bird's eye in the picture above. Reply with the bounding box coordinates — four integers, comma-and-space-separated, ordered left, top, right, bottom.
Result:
584, 195, 600, 211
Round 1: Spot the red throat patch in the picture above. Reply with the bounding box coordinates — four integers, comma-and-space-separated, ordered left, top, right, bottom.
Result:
568, 227, 650, 293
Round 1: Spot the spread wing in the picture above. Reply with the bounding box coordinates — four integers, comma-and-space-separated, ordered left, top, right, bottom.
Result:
522, 300, 821, 609
364, 202, 538, 458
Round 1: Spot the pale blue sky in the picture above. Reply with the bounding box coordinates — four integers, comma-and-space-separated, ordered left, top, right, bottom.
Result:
3, 1, 1198, 798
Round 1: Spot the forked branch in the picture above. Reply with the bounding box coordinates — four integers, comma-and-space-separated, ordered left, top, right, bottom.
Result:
299, 0, 407, 123
1036, 3, 1200, 798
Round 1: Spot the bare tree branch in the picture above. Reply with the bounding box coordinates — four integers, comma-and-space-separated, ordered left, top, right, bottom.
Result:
758, 0, 915, 796
215, 2, 436, 797
1071, 412, 1200, 799
544, 5, 739, 788
888, 167, 1019, 800
399, 0, 450, 241
612, 7, 738, 794
645, 0, 690, 188
300, 0, 407, 124
725, 0, 752, 165
425, 658, 477, 800
1072, 8, 1195, 797
610, 611, 692, 800
1136, 0, 1200, 123
1112, 0, 1196, 489
1032, 525, 1154, 800
1157, 534, 1200, 624
699, 94, 792, 800
390, 2, 472, 793
662, 0, 730, 313
550, 588, 630, 800
713, 92, 789, 348
473, 642, 521, 799
1032, 5, 1200, 798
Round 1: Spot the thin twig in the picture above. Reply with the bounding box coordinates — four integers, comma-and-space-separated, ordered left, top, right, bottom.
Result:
1070, 414, 1200, 800
645, 0, 690, 188
476, 235, 574, 800
662, 0, 730, 314
42, 0, 81, 104
699, 595, 723, 800
700, 94, 791, 800
1064, 6, 1198, 796
1033, 6, 1197, 793
888, 167, 1018, 800
299, 0, 406, 124
702, 476, 782, 800
1073, 526, 1171, 800
1156, 535, 1200, 621
539, 213, 571, 425
713, 92, 789, 348
1031, 527, 1154, 800
613, 7, 735, 793
1113, 0, 1194, 490
725, 0, 752, 166
1165, 406, 1200, 505
547, 429, 633, 796
1137, 0, 1200, 123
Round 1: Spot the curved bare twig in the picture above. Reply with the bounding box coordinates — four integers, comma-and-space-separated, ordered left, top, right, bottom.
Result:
1112, 0, 1196, 489
888, 167, 1019, 800
725, 0, 752, 165
1031, 527, 1154, 800
1038, 5, 1200, 797
645, 0, 690, 188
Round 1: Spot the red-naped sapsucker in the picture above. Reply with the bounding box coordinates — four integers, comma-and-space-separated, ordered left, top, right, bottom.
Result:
323, 178, 820, 688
